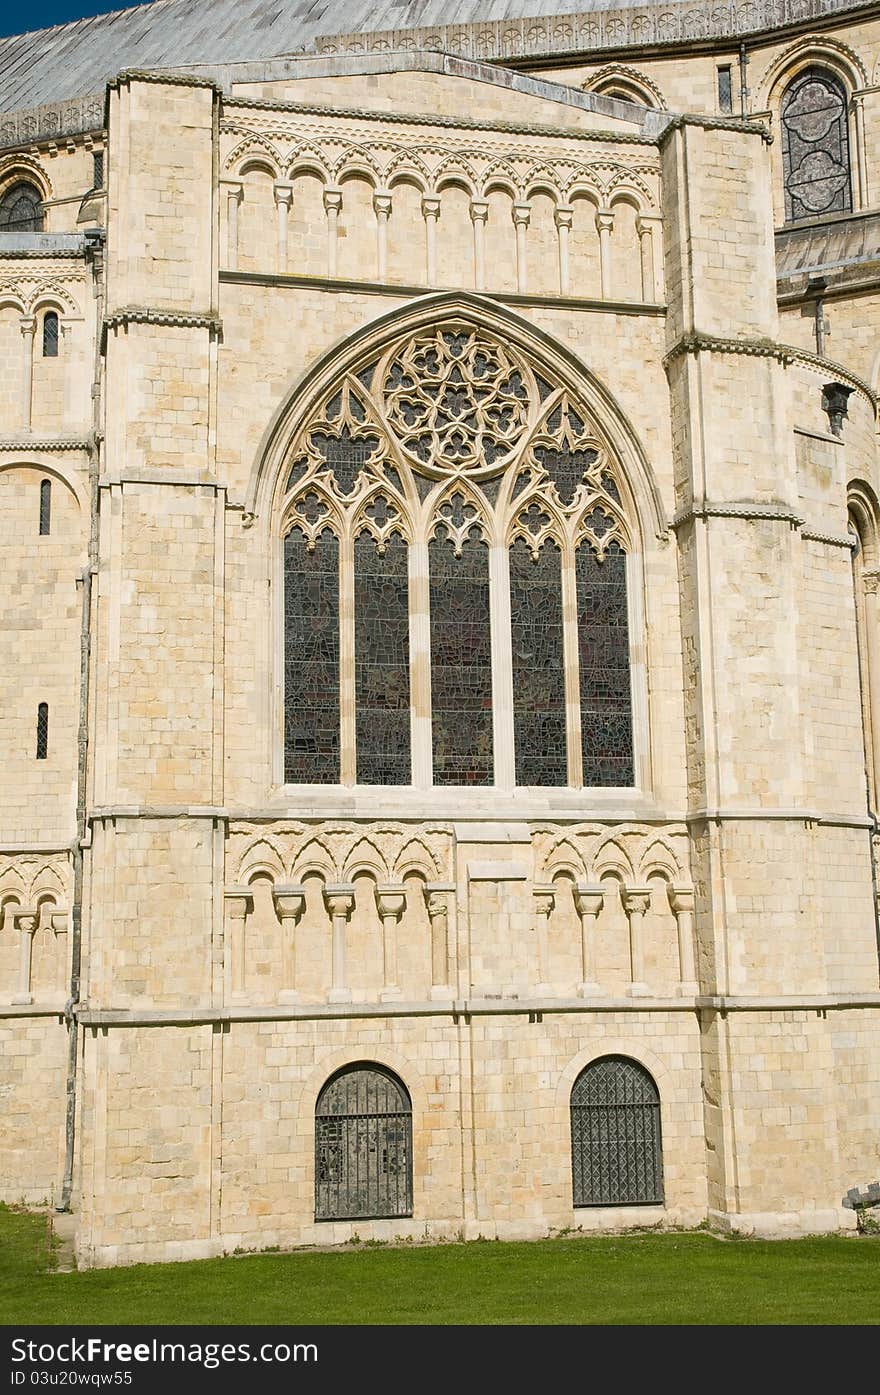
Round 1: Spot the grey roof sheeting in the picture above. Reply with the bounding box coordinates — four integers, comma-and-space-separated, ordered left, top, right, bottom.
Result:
0, 0, 699, 113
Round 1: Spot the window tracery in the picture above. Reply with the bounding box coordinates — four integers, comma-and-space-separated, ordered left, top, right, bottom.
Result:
781, 66, 852, 223
280, 318, 636, 789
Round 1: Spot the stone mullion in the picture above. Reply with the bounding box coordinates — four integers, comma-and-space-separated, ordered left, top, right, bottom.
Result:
561, 533, 583, 789
20, 317, 35, 431
860, 570, 880, 807
339, 524, 356, 786
596, 208, 614, 299
490, 540, 515, 789
409, 529, 433, 788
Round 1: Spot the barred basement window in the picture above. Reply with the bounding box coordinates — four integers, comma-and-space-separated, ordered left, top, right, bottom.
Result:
781, 67, 852, 223
0, 181, 43, 232
39, 479, 51, 536
36, 704, 49, 761
571, 1055, 663, 1207
42, 312, 59, 358
315, 1064, 413, 1221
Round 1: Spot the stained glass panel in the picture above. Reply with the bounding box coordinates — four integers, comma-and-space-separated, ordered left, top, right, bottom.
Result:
509, 537, 567, 786
284, 528, 340, 783
355, 533, 411, 785
781, 66, 852, 223
576, 542, 634, 786
429, 533, 493, 785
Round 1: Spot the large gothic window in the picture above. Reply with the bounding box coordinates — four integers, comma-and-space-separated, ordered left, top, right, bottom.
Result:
315, 1064, 413, 1221
570, 1056, 663, 1207
281, 320, 636, 788
781, 67, 852, 223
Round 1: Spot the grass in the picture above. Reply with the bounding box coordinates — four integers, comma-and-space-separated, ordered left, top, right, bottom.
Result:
1, 1205, 878, 1325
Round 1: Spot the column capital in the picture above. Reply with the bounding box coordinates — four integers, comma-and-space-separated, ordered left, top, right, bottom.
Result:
272, 883, 307, 920
533, 884, 555, 911
50, 911, 69, 935
221, 178, 244, 200
595, 209, 615, 232
636, 212, 662, 233
512, 201, 531, 226
223, 884, 253, 917
375, 885, 406, 919
470, 198, 489, 223
863, 570, 880, 595
323, 186, 343, 212
574, 883, 605, 917
373, 190, 392, 217
324, 883, 355, 917
668, 884, 695, 915
274, 181, 294, 207
554, 205, 574, 229
14, 912, 38, 935
622, 885, 652, 915
20, 316, 36, 335
421, 195, 441, 219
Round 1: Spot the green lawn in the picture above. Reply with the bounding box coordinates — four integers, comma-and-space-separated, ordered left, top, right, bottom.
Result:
1, 1206, 877, 1325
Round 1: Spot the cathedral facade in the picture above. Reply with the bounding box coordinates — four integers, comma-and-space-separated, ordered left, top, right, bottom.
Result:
2, 0, 880, 1267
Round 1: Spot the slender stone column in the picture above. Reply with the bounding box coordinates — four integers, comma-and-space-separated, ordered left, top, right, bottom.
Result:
574, 883, 605, 996
862, 571, 880, 803
425, 882, 454, 1000
12, 912, 38, 1005
596, 208, 614, 299
375, 884, 406, 1001
273, 883, 307, 1004
853, 94, 868, 209
224, 180, 243, 269
422, 196, 440, 284
51, 909, 69, 995
323, 186, 343, 278
532, 885, 555, 993
622, 885, 652, 996
668, 884, 699, 995
20, 317, 35, 431
324, 883, 355, 1003
636, 213, 662, 301
555, 205, 573, 295
512, 202, 530, 293
470, 199, 488, 290
374, 190, 392, 281
224, 885, 253, 1002
274, 182, 293, 273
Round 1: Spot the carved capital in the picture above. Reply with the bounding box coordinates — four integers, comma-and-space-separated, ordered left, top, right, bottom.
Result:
636, 214, 662, 236
272, 883, 307, 922
574, 883, 605, 919
554, 205, 574, 230
512, 201, 531, 227
274, 182, 294, 207
596, 209, 615, 233
373, 191, 392, 218
421, 195, 441, 220
470, 199, 489, 224
533, 884, 555, 916
224, 884, 254, 920
622, 886, 652, 916
15, 913, 38, 935
20, 317, 36, 338
50, 911, 69, 935
324, 883, 355, 919
863, 570, 880, 595
222, 179, 243, 203
375, 884, 406, 920
425, 881, 454, 920
323, 186, 343, 213
668, 884, 695, 916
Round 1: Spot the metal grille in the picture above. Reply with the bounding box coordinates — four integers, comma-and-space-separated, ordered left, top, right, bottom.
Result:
781, 66, 852, 223
39, 479, 51, 536
42, 313, 59, 359
92, 151, 104, 189
0, 181, 42, 231
315, 1065, 413, 1221
36, 703, 49, 761
571, 1056, 663, 1207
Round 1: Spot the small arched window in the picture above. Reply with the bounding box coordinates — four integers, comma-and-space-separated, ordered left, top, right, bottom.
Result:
39, 480, 51, 536
571, 1055, 663, 1207
42, 311, 59, 358
0, 180, 43, 232
781, 66, 852, 223
315, 1064, 413, 1221
36, 703, 49, 760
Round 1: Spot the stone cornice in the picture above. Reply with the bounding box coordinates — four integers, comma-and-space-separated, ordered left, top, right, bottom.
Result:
664, 332, 877, 406
0, 96, 104, 153
802, 526, 858, 548
0, 435, 90, 452
103, 308, 222, 333
671, 501, 805, 529
658, 112, 773, 144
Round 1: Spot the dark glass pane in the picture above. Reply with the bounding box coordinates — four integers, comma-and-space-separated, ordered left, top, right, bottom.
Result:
39, 480, 51, 536
429, 533, 493, 786
311, 426, 378, 496
355, 532, 411, 785
718, 65, 732, 114
576, 542, 633, 786
509, 537, 567, 786
571, 1056, 663, 1207
92, 151, 105, 189
0, 182, 42, 232
534, 440, 598, 507
42, 313, 59, 358
284, 529, 339, 783
315, 1066, 413, 1221
781, 67, 852, 222
36, 703, 49, 760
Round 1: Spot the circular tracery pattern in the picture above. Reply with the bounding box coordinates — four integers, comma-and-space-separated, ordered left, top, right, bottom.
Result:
381, 326, 530, 473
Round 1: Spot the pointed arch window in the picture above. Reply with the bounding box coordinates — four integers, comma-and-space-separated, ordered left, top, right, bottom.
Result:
281, 320, 639, 790
0, 180, 43, 232
781, 66, 852, 223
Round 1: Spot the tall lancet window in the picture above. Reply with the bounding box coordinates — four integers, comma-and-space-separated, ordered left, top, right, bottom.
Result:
781, 66, 852, 223
280, 318, 639, 790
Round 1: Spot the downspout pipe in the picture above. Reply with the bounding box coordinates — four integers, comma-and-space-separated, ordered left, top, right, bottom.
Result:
739, 40, 749, 119
58, 226, 104, 1214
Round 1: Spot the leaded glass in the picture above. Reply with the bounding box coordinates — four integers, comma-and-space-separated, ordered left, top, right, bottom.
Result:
576, 542, 633, 786
571, 1056, 663, 1207
781, 66, 852, 223
0, 181, 42, 231
42, 312, 59, 359
355, 532, 411, 785
535, 440, 598, 506
429, 533, 493, 786
36, 703, 49, 761
311, 426, 379, 496
284, 528, 339, 783
39, 480, 51, 536
510, 538, 567, 786
315, 1065, 413, 1221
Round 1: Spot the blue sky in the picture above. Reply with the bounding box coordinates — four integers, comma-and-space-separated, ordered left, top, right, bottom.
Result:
0, 1, 153, 37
